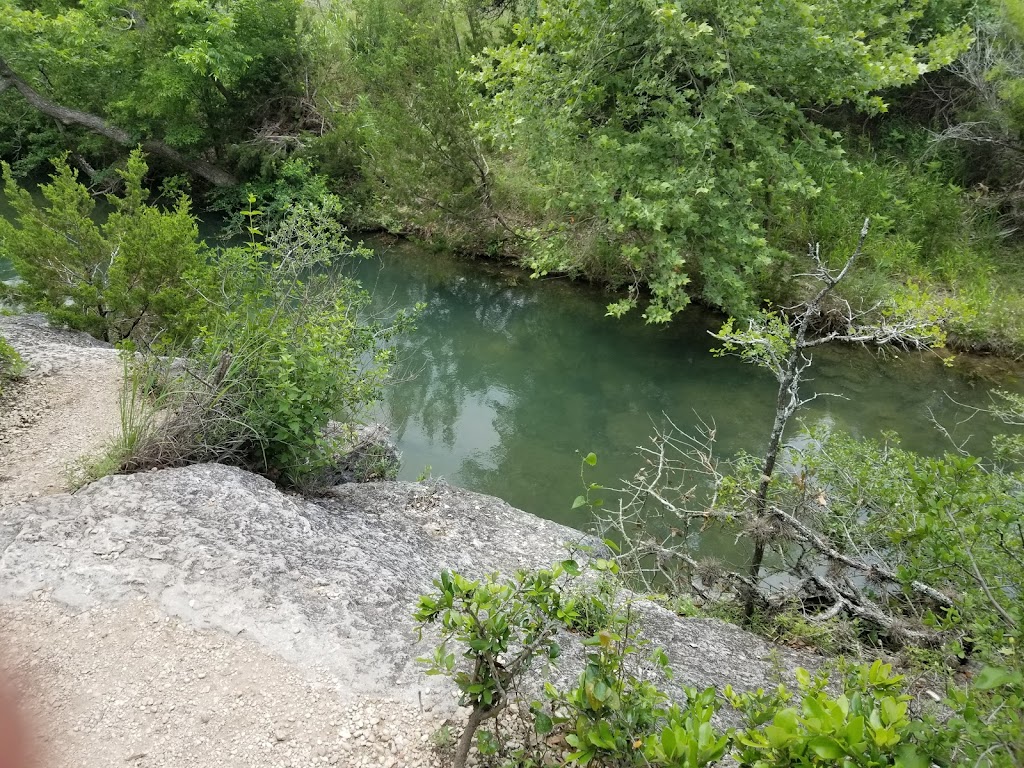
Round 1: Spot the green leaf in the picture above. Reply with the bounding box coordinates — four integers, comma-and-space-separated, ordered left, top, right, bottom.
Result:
764, 725, 795, 749
534, 712, 554, 735
660, 725, 677, 757
561, 559, 582, 576
584, 452, 597, 466
975, 666, 1023, 690
845, 715, 865, 747
895, 744, 929, 768
808, 736, 846, 760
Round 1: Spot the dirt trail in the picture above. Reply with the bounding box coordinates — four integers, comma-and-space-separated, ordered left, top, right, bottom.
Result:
0, 356, 122, 504
0, 599, 446, 768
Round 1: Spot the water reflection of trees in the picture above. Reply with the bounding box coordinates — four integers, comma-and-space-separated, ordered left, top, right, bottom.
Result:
353, 243, 1020, 536
365, 248, 697, 520
362, 252, 536, 452
366, 252, 736, 524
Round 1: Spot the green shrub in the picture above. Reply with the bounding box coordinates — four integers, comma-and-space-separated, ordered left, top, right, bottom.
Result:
0, 151, 208, 344
560, 579, 620, 636
414, 565, 571, 768
212, 157, 340, 235
117, 198, 414, 488
729, 661, 926, 768
415, 561, 730, 768
417, 562, 995, 767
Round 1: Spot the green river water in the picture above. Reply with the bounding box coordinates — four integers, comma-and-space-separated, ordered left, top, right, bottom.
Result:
3, 202, 1023, 541
350, 237, 1022, 532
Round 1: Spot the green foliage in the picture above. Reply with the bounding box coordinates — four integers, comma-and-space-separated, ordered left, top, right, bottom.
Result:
0, 333, 23, 395
120, 197, 412, 487
211, 157, 338, 234
415, 562, 731, 767
935, 663, 1024, 766
0, 0, 303, 173
749, 419, 1024, 765
414, 564, 571, 767
560, 579, 619, 636
415, 566, 568, 709
729, 661, 928, 768
476, 0, 973, 319
990, 389, 1024, 461
418, 563, 1018, 768
340, 0, 498, 241
799, 427, 1023, 653
728, 658, 1024, 767
0, 151, 207, 343
557, 626, 728, 767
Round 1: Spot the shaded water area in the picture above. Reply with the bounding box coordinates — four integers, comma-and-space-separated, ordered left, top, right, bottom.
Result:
352, 237, 1023, 535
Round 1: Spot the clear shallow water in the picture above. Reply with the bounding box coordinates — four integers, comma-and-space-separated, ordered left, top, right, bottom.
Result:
352, 237, 1023, 532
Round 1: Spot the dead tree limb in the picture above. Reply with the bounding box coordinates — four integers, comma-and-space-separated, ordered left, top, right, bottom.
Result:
767, 505, 956, 609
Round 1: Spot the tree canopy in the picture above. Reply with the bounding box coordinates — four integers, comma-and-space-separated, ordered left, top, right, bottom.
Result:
475, 0, 973, 319
0, 0, 302, 183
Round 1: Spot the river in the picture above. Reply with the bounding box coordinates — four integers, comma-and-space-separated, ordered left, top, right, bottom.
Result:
349, 236, 1022, 532
2, 198, 1022, 542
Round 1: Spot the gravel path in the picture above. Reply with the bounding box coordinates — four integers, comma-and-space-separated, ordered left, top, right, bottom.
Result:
0, 316, 122, 505
0, 598, 449, 768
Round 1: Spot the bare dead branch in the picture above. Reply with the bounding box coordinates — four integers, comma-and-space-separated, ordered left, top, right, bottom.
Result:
767, 505, 955, 609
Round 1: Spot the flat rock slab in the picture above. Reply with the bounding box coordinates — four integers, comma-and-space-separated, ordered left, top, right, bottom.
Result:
0, 464, 814, 714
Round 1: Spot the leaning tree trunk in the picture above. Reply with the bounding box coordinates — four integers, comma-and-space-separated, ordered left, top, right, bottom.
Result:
0, 58, 237, 187
742, 219, 871, 621
746, 351, 802, 620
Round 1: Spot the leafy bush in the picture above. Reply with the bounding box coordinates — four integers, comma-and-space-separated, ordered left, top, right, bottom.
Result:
729, 661, 925, 768
0, 151, 207, 344
416, 562, 1023, 767
0, 0, 304, 170
339, 0, 502, 245
560, 579, 619, 637
212, 157, 339, 235
795, 427, 1023, 656
116, 198, 413, 488
415, 561, 732, 767
415, 565, 571, 768
555, 626, 728, 767
476, 0, 973, 320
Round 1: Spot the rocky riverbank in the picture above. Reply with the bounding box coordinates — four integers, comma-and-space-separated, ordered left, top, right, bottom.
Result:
0, 315, 816, 767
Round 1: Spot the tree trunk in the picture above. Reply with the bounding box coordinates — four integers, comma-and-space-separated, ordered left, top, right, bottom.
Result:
0, 59, 237, 187
454, 706, 489, 768
745, 356, 801, 621
741, 221, 871, 622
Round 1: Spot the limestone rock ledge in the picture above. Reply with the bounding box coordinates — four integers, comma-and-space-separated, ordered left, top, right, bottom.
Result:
0, 464, 812, 712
